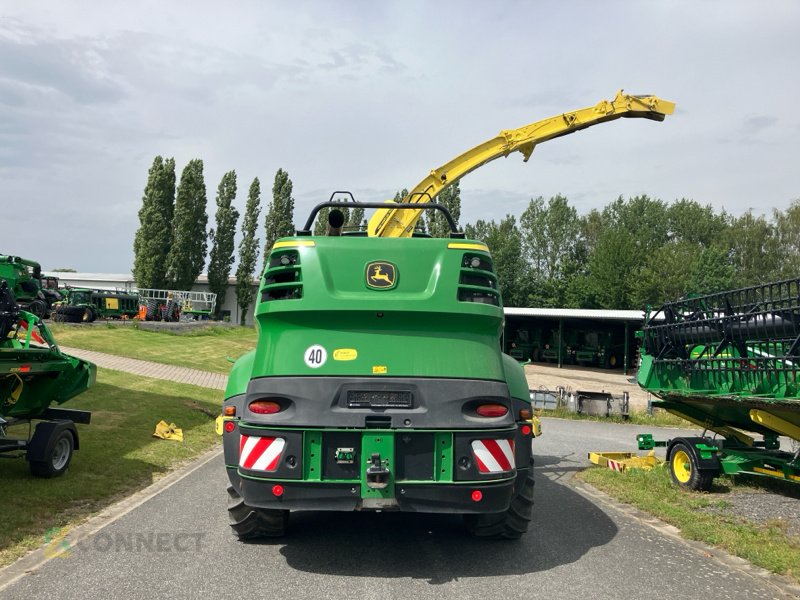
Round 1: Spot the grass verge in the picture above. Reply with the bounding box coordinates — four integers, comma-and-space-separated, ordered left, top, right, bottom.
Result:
0, 368, 222, 568
541, 406, 692, 428
48, 323, 257, 373
578, 466, 800, 583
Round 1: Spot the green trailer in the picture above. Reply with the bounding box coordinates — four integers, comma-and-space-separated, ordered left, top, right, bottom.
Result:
1, 281, 96, 477
637, 279, 800, 490
52, 287, 140, 323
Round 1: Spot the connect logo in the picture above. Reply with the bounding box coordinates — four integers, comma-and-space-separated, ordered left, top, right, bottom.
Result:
43, 527, 71, 559
366, 261, 397, 290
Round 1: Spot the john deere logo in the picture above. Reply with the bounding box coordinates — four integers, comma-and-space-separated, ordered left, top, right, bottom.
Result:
366, 261, 397, 289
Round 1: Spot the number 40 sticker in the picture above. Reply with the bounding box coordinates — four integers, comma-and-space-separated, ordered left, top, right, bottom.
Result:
304, 344, 327, 368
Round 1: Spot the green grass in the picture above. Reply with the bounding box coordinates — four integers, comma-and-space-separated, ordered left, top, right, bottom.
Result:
48, 323, 257, 374
578, 466, 800, 583
541, 406, 693, 428
0, 368, 223, 567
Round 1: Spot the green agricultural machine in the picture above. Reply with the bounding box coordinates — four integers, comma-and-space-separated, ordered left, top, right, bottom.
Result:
637, 279, 800, 490
574, 328, 625, 368
0, 281, 96, 477
222, 201, 537, 539
52, 287, 140, 323
0, 255, 53, 317
221, 91, 674, 538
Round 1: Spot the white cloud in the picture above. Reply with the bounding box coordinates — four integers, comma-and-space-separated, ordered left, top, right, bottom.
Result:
1, 1, 799, 271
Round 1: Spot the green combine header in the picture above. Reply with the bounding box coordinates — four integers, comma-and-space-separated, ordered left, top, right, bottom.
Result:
637, 279, 800, 489
1, 281, 96, 477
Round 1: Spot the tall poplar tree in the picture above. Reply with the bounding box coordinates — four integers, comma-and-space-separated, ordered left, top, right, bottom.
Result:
263, 168, 295, 268
132, 156, 175, 288
208, 170, 239, 319
167, 159, 208, 290
428, 182, 461, 237
236, 178, 262, 325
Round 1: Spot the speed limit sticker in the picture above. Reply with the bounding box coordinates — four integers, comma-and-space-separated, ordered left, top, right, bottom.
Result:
304, 344, 327, 368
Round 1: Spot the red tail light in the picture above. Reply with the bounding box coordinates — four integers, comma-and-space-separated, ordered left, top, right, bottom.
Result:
249, 400, 282, 414
476, 403, 508, 418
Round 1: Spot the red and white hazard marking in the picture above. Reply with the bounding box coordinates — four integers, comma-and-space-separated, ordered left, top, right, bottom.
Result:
239, 435, 286, 471
607, 459, 625, 472
471, 439, 515, 473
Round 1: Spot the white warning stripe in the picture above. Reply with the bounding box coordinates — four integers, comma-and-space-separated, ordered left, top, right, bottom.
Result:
251, 439, 285, 471
238, 436, 286, 471
496, 439, 515, 467
471, 439, 515, 473
239, 435, 260, 466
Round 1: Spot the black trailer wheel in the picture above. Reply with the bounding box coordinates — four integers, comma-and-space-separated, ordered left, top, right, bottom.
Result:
669, 442, 715, 491
227, 485, 289, 539
29, 430, 74, 478
464, 463, 534, 540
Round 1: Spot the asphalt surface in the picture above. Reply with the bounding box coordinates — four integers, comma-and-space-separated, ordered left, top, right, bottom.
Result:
3, 418, 795, 600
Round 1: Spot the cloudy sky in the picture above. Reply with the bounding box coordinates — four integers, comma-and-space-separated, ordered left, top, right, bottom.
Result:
2, 1, 798, 272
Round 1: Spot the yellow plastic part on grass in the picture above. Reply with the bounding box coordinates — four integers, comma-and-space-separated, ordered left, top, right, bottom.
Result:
153, 420, 183, 442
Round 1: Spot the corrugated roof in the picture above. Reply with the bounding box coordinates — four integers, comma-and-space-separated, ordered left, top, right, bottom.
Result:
504, 307, 646, 321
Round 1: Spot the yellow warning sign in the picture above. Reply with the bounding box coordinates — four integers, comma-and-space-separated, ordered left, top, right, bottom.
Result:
372, 365, 388, 374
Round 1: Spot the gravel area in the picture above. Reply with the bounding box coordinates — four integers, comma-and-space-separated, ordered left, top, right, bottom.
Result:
702, 483, 800, 539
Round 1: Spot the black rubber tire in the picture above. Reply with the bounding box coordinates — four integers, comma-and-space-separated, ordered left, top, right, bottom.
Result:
81, 307, 96, 323
668, 442, 715, 491
145, 299, 159, 321
464, 463, 534, 540
28, 299, 47, 318
53, 306, 85, 323
29, 430, 74, 478
227, 485, 289, 539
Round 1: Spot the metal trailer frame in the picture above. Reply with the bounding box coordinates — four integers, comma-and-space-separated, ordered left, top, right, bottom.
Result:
136, 288, 217, 318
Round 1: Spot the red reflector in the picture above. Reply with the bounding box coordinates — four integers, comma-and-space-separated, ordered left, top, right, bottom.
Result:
249, 400, 282, 414
19, 365, 31, 373
471, 490, 483, 502
521, 425, 532, 436
224, 421, 236, 433
272, 484, 284, 497
476, 404, 508, 418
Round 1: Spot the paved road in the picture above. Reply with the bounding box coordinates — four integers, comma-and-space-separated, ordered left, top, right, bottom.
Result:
3, 419, 794, 599
60, 346, 228, 390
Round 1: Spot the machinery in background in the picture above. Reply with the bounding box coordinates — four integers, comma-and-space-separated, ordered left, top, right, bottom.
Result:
0, 281, 96, 477
637, 278, 800, 489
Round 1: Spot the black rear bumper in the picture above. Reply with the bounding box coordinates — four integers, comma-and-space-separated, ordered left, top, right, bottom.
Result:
228, 467, 527, 514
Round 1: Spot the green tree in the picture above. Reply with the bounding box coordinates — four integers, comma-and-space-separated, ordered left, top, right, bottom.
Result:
428, 182, 461, 237
208, 170, 239, 319
347, 205, 365, 230
235, 178, 262, 325
772, 200, 800, 280
723, 210, 778, 285
263, 169, 295, 265
666, 199, 727, 245
519, 194, 581, 306
313, 206, 332, 236
132, 156, 176, 288
167, 159, 208, 290
465, 216, 528, 306
585, 195, 670, 308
